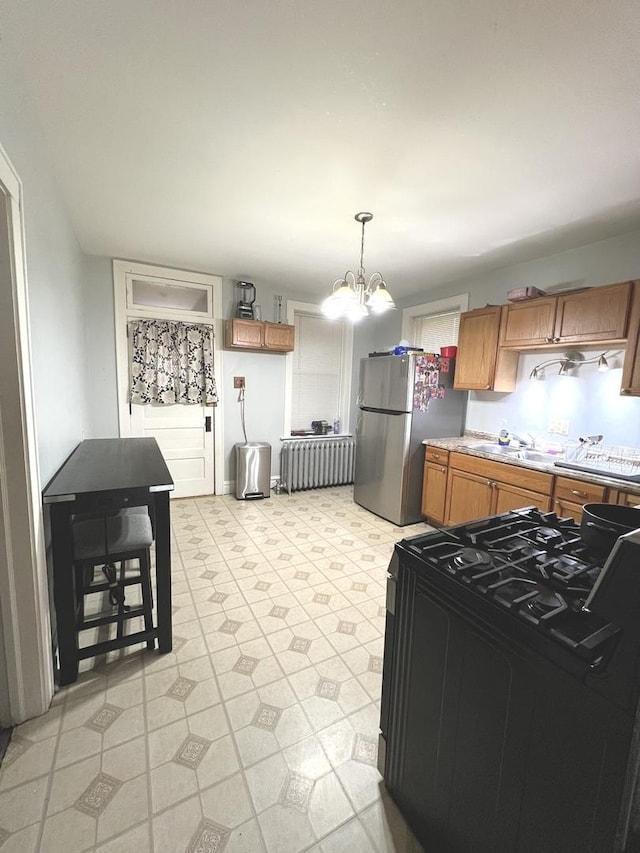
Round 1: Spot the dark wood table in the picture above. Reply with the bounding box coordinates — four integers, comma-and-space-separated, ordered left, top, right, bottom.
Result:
43, 437, 174, 685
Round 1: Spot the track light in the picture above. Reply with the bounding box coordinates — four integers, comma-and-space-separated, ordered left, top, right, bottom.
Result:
529, 350, 615, 381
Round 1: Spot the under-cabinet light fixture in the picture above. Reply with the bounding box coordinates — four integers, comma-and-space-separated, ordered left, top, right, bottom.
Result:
529, 351, 613, 381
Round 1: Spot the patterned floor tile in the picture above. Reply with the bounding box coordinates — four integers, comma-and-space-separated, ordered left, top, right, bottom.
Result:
7, 487, 429, 851
75, 772, 122, 817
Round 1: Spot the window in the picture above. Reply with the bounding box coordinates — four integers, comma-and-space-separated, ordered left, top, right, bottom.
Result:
414, 310, 460, 353
284, 302, 353, 435
402, 293, 469, 352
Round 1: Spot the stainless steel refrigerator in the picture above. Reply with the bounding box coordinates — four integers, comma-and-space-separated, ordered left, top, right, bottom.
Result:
354, 354, 467, 525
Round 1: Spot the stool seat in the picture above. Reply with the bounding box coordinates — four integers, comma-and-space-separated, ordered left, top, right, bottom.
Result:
70, 506, 157, 666
73, 511, 154, 560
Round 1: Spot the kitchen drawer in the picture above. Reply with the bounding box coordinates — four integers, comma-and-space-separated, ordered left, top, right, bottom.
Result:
553, 476, 605, 505
449, 451, 553, 496
425, 446, 449, 465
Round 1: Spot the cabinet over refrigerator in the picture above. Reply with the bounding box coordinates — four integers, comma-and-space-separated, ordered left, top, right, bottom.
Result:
354, 354, 467, 525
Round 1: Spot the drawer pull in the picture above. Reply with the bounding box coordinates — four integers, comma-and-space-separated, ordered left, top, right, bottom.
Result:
432, 453, 440, 460
571, 489, 588, 498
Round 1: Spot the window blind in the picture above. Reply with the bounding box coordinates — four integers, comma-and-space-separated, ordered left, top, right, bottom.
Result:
414, 310, 460, 353
292, 313, 345, 431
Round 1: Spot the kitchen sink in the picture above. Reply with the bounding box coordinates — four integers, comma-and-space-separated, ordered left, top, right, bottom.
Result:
468, 444, 555, 464
468, 443, 521, 455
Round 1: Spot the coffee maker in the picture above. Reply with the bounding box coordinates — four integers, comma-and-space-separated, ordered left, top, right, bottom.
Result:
235, 281, 256, 319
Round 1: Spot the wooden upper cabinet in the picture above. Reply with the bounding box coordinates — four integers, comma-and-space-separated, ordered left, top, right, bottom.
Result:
554, 281, 631, 344
499, 281, 633, 349
620, 280, 640, 396
225, 319, 295, 353
499, 296, 558, 347
454, 306, 518, 392
263, 322, 295, 351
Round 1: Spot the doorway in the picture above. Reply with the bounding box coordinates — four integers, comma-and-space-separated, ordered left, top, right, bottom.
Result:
0, 146, 54, 724
113, 260, 224, 497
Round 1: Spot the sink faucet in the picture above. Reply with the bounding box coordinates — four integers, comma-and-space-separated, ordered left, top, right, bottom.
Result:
511, 433, 536, 449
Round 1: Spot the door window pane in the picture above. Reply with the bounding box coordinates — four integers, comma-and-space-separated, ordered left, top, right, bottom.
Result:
130, 278, 209, 313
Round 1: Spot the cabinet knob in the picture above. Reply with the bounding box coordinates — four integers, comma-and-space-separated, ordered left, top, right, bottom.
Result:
546, 336, 554, 343
621, 388, 631, 394
554, 337, 561, 343
483, 384, 490, 390
441, 466, 446, 473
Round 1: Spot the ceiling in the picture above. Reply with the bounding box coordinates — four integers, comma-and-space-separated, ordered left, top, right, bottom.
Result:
4, 0, 640, 300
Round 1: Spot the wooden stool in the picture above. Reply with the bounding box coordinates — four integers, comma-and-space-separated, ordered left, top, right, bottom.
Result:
72, 508, 156, 663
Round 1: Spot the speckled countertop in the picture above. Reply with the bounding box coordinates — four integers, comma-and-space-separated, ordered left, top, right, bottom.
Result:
422, 431, 640, 493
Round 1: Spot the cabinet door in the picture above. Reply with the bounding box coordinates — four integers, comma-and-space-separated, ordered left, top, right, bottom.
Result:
454, 306, 517, 392
554, 281, 632, 344
553, 498, 585, 523
608, 489, 640, 508
494, 482, 551, 514
226, 318, 264, 349
263, 322, 295, 352
499, 297, 558, 347
422, 462, 448, 523
445, 468, 493, 525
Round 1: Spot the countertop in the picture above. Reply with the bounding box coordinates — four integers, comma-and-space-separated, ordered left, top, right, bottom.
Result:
422, 432, 640, 493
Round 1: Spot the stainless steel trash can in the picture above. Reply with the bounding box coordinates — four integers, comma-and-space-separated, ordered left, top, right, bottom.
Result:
235, 442, 271, 500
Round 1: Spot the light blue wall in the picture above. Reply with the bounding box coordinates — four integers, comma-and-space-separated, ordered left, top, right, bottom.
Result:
0, 42, 89, 482
395, 228, 640, 448
81, 264, 316, 484
469, 350, 640, 448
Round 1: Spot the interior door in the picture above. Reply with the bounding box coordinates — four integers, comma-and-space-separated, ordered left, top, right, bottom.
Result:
129, 403, 214, 498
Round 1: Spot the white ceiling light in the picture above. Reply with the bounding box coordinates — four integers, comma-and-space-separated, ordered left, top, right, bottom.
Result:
322, 212, 395, 322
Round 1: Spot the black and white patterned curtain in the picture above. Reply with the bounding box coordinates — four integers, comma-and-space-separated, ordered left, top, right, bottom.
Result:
129, 320, 217, 405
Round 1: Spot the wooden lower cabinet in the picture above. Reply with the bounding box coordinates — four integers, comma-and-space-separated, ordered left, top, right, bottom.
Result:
445, 468, 494, 525
444, 452, 553, 526
552, 476, 606, 523
494, 481, 551, 514
608, 488, 640, 507
421, 447, 450, 524
423, 447, 635, 528
421, 462, 448, 524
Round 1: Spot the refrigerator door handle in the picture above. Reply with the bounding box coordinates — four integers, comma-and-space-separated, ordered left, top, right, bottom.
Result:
360, 406, 407, 416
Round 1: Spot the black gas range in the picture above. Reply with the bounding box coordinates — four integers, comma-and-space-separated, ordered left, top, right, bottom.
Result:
380, 507, 640, 853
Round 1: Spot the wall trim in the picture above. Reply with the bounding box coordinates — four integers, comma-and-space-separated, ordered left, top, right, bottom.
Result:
112, 259, 225, 496
401, 292, 469, 343
0, 144, 54, 724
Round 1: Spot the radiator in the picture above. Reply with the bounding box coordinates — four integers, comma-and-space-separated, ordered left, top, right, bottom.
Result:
280, 437, 356, 494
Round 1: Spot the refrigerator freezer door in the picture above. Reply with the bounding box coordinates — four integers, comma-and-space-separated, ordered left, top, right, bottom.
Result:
354, 410, 415, 525
358, 356, 413, 413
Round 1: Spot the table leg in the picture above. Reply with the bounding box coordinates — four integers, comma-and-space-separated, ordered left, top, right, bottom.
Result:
154, 491, 172, 652
50, 502, 79, 686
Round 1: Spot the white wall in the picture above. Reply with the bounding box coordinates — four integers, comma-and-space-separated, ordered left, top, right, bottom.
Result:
0, 42, 90, 483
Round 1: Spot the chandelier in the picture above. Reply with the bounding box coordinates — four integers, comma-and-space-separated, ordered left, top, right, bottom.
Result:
322, 212, 395, 321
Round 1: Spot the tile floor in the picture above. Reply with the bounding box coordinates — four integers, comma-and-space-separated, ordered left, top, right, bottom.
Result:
0, 487, 433, 853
